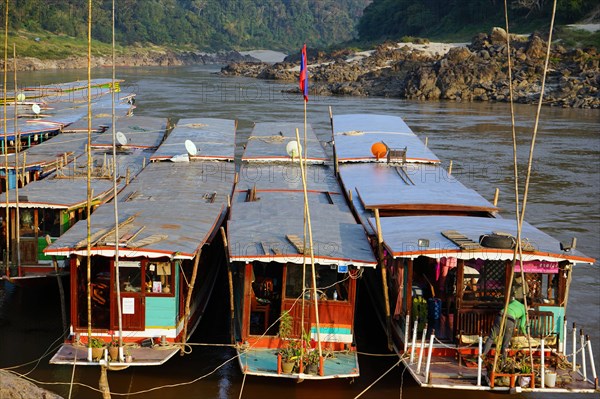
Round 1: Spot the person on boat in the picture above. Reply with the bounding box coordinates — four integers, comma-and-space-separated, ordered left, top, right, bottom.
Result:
482, 297, 528, 357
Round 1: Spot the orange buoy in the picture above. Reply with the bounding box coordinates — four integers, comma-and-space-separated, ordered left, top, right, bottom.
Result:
371, 142, 387, 160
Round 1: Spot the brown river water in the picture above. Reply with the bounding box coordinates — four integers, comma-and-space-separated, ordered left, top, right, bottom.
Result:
0, 65, 598, 399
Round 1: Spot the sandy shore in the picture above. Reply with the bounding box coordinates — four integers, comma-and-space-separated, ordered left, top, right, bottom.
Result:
240, 50, 287, 63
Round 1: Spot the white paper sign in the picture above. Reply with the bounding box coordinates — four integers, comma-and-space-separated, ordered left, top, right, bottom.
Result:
123, 297, 135, 314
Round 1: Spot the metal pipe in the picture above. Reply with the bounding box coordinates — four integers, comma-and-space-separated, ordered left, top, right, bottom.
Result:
477, 335, 482, 386
586, 335, 597, 382
417, 322, 428, 374
581, 329, 587, 380
404, 315, 410, 353
424, 330, 435, 383
561, 317, 567, 354
541, 338, 545, 388
572, 322, 577, 372
410, 318, 418, 364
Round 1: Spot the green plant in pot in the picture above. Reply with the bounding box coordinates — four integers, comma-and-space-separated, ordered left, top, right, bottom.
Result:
278, 311, 298, 373
89, 337, 105, 361
108, 337, 120, 362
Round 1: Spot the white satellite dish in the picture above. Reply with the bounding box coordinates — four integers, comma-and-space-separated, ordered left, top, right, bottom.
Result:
285, 140, 302, 158
185, 139, 198, 156
16, 93, 25, 102
116, 131, 127, 146
31, 104, 41, 115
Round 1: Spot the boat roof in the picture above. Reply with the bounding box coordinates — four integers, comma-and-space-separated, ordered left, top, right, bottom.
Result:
90, 116, 167, 149
23, 79, 121, 93
4, 132, 100, 171
242, 122, 327, 164
339, 163, 498, 213
228, 161, 376, 267
332, 113, 439, 163
228, 189, 376, 267
2, 118, 164, 209
234, 164, 340, 193
370, 215, 595, 264
1, 119, 62, 141
45, 161, 236, 259
151, 118, 235, 161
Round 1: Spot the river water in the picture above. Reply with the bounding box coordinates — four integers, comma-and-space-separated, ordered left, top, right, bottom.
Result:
0, 66, 598, 399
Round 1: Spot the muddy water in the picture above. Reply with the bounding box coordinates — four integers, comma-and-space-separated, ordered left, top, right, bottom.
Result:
0, 66, 597, 399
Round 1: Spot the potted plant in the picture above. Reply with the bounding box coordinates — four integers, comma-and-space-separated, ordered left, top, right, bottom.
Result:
89, 337, 105, 361
277, 311, 298, 373
303, 349, 320, 375
124, 347, 133, 363
108, 338, 120, 362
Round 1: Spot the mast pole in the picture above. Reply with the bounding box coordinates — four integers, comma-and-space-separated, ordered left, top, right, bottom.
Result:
12, 44, 19, 274
86, 0, 93, 360
2, 0, 9, 278
111, 0, 124, 358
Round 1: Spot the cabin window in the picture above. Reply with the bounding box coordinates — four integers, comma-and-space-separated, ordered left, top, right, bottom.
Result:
145, 262, 174, 295
462, 260, 505, 303
38, 209, 61, 237
285, 264, 349, 301
116, 261, 143, 293
19, 209, 35, 237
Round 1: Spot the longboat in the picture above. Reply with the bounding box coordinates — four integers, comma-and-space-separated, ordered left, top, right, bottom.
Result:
332, 113, 598, 393
46, 118, 236, 367
1, 116, 166, 284
227, 122, 376, 379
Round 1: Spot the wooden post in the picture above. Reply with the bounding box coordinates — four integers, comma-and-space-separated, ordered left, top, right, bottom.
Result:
447, 160, 453, 175
374, 208, 393, 351
221, 227, 235, 344
99, 365, 111, 399
329, 106, 338, 176
493, 188, 499, 207
182, 250, 202, 352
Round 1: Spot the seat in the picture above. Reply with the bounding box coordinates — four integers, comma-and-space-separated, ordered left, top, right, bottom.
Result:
251, 289, 270, 332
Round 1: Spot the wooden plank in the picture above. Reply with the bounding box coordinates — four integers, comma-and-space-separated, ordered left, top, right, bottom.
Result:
286, 234, 305, 254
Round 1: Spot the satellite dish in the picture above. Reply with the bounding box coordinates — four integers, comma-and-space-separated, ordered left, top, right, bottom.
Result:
116, 131, 127, 146
31, 104, 41, 115
286, 140, 302, 158
185, 139, 198, 156
16, 93, 25, 102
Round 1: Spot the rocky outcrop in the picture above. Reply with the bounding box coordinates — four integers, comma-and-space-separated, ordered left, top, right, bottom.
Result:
1, 50, 258, 71
0, 370, 63, 399
220, 29, 600, 109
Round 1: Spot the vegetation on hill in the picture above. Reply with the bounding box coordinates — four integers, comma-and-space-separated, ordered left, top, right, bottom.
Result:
2, 0, 370, 52
358, 0, 597, 42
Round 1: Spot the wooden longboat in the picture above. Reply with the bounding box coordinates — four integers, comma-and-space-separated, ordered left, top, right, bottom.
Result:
45, 118, 236, 367
332, 113, 598, 393
1, 116, 167, 285
227, 122, 376, 379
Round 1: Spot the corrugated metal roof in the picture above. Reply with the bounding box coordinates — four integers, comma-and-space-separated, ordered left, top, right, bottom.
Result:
151, 118, 235, 161
228, 189, 376, 267
339, 163, 497, 212
4, 132, 100, 171
370, 215, 594, 264
332, 114, 439, 163
235, 164, 340, 194
90, 116, 167, 149
46, 157, 236, 259
242, 122, 327, 164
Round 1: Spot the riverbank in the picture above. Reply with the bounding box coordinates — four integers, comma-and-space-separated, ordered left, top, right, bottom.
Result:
1, 370, 63, 399
221, 28, 599, 109
0, 49, 259, 71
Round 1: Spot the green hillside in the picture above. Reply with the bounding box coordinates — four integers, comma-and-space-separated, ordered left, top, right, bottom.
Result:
2, 0, 371, 52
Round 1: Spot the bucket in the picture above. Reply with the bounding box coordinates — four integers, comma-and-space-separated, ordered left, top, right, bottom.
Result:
545, 371, 557, 388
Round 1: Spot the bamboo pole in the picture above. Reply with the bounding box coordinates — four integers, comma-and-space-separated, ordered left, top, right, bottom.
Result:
111, 0, 124, 359
329, 106, 338, 176
86, 0, 93, 362
220, 226, 236, 344
294, 127, 322, 359
12, 45, 20, 274
2, 0, 9, 278
182, 251, 202, 350
374, 208, 393, 351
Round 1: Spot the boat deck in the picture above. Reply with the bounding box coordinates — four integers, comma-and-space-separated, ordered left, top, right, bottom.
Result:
402, 354, 599, 393
50, 343, 179, 367
238, 347, 359, 380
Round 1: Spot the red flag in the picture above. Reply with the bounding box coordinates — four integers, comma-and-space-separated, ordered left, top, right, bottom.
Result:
299, 44, 308, 102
